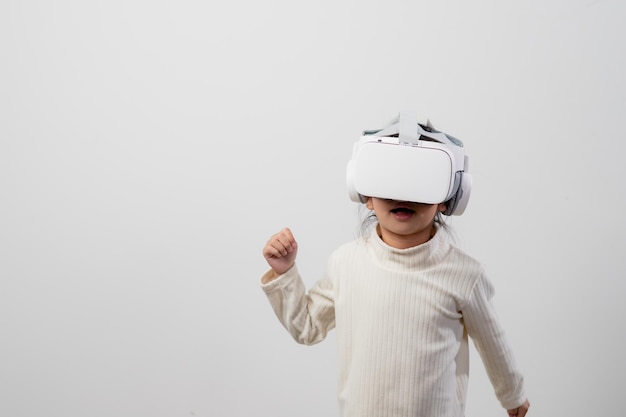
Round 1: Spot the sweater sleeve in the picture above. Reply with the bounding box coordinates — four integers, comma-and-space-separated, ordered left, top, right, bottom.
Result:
260, 264, 335, 346
461, 273, 526, 410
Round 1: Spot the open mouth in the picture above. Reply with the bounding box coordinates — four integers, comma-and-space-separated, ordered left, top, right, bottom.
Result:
390, 207, 416, 215
390, 207, 416, 221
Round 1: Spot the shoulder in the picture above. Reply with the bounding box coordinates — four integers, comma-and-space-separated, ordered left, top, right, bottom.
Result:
326, 236, 369, 268
440, 241, 500, 305
444, 242, 485, 276
435, 239, 488, 300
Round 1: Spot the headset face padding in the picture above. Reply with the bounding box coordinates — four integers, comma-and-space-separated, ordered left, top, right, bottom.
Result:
443, 172, 472, 216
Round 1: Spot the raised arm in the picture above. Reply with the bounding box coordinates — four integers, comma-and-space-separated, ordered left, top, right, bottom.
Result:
260, 228, 336, 345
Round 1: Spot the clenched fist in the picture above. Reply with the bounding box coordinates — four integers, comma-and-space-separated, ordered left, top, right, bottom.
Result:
262, 227, 298, 276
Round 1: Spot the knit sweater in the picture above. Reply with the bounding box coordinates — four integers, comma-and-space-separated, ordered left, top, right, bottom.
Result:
261, 228, 525, 417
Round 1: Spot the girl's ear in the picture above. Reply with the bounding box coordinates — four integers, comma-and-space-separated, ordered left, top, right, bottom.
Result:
437, 202, 447, 213
365, 197, 374, 211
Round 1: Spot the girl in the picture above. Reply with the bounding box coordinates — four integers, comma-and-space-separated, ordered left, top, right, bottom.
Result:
260, 114, 530, 417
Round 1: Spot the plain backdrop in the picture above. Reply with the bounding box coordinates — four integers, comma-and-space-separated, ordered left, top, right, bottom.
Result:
1, 0, 625, 416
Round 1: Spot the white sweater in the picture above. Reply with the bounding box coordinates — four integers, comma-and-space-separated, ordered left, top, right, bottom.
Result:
261, 228, 525, 417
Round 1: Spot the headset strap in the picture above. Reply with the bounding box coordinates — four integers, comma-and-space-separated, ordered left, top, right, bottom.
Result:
364, 111, 461, 147
399, 111, 419, 144
363, 111, 463, 148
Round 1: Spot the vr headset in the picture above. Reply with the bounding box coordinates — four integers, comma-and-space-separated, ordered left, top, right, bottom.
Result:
346, 112, 472, 216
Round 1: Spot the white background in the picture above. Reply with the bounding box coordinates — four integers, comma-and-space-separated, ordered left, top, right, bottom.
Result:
1, 0, 625, 416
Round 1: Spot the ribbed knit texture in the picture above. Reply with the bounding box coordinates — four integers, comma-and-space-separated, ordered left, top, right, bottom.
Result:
261, 228, 525, 417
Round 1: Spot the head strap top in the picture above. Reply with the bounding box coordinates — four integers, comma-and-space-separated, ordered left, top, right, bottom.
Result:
363, 111, 463, 147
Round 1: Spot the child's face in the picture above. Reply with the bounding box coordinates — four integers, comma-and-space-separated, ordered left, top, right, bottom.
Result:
366, 197, 446, 249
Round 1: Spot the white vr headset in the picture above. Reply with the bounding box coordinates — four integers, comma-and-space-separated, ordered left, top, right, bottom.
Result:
346, 112, 472, 216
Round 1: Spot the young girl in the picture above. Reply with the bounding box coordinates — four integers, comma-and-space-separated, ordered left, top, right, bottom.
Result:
260, 114, 530, 417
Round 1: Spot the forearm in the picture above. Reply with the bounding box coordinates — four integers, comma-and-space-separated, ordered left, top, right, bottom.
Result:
463, 276, 526, 410
261, 265, 335, 345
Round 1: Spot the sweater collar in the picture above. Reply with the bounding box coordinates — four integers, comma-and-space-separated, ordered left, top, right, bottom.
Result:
367, 224, 449, 271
